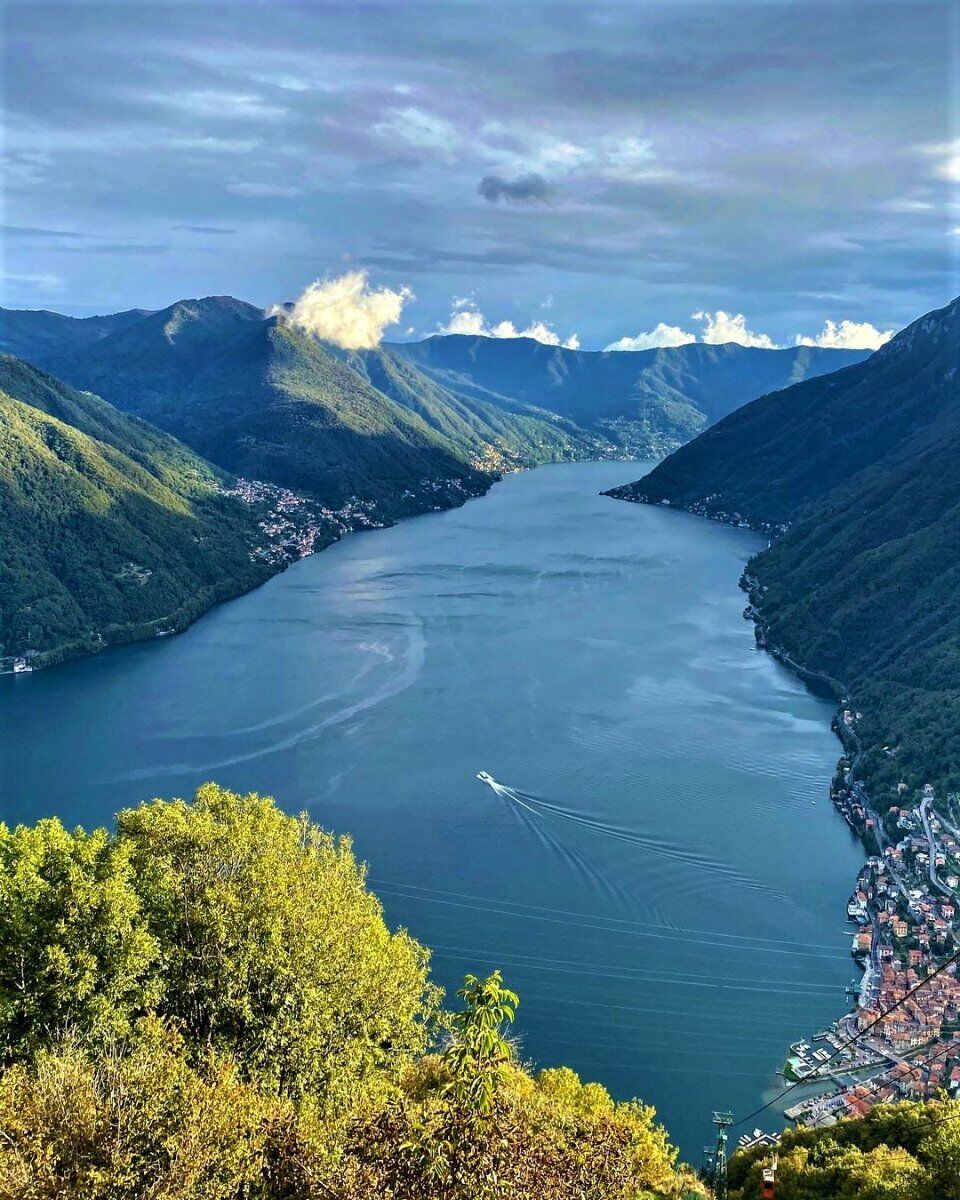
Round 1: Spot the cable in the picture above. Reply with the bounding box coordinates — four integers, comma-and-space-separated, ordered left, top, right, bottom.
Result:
818, 1035, 960, 1126
734, 945, 960, 1128
372, 877, 853, 959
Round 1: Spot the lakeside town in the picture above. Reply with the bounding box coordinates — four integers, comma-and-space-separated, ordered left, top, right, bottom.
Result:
771, 723, 960, 1129
220, 473, 490, 571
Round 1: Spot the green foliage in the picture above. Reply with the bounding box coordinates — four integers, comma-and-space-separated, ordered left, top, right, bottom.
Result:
443, 971, 518, 1115
728, 1101, 960, 1200
0, 785, 436, 1119
116, 783, 437, 1111
335, 1057, 688, 1200
0, 785, 696, 1199
0, 1020, 283, 1200
0, 818, 159, 1058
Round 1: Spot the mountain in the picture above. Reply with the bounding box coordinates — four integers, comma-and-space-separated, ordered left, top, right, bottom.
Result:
391, 334, 870, 456
0, 306, 151, 369
40, 299, 492, 516
340, 345, 611, 468
0, 353, 273, 668
607, 297, 960, 804
3, 300, 869, 477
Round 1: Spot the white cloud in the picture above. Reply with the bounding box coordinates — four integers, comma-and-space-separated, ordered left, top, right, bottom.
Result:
880, 197, 934, 214
537, 140, 592, 171
227, 182, 302, 197
151, 90, 287, 120
439, 302, 579, 348
795, 319, 894, 350
605, 322, 696, 351
274, 271, 412, 349
0, 270, 63, 291
603, 135, 655, 168
921, 139, 960, 183
374, 107, 460, 158
693, 310, 778, 348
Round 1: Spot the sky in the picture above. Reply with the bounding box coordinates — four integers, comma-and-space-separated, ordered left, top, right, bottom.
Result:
2, 0, 959, 350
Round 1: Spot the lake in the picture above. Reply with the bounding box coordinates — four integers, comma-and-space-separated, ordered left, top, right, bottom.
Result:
0, 459, 863, 1158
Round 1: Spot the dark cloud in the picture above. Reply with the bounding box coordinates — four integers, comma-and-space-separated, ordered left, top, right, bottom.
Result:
173, 225, 237, 235
478, 173, 554, 204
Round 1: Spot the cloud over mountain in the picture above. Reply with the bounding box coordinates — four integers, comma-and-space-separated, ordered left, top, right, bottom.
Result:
605, 323, 696, 351
795, 319, 894, 350
439, 299, 579, 348
275, 271, 412, 349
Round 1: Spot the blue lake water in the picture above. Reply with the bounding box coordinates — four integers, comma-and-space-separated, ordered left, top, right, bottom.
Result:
0, 460, 863, 1158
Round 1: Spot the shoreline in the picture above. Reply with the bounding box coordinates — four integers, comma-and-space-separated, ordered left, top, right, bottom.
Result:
609, 489, 960, 1132
0, 472, 498, 679
6, 449, 659, 680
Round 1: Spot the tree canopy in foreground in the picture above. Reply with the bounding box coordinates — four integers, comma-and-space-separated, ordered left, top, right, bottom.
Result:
0, 783, 702, 1199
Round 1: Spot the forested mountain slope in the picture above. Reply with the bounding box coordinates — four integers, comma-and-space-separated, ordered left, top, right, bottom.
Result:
0, 354, 270, 667
341, 345, 610, 467
610, 297, 959, 528
3, 300, 868, 468
392, 333, 869, 455
608, 297, 960, 803
41, 299, 492, 514
0, 305, 150, 368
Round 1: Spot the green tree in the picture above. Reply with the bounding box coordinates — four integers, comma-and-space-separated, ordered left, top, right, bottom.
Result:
0, 1019, 280, 1200
0, 818, 158, 1060
115, 783, 439, 1113
443, 970, 518, 1116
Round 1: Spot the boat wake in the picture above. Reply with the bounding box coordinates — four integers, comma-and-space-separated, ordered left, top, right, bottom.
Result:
475, 771, 790, 909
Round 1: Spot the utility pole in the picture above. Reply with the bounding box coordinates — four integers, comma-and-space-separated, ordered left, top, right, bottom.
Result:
711, 1111, 734, 1200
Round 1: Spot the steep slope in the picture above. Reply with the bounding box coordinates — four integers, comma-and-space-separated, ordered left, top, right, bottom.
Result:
608, 297, 960, 803
45, 300, 492, 514
342, 345, 610, 468
0, 354, 272, 668
609, 298, 959, 528
391, 334, 869, 456
0, 306, 151, 370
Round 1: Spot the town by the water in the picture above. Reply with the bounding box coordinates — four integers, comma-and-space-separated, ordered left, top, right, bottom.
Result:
766, 732, 960, 1136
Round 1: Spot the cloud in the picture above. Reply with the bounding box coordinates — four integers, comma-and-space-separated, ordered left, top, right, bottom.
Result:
795, 319, 894, 350
921, 138, 960, 183
273, 270, 412, 349
478, 173, 553, 203
605, 322, 696, 351
879, 197, 934, 214
692, 310, 778, 348
374, 107, 460, 157
173, 224, 237, 235
227, 182, 302, 197
439, 301, 578, 348
1, 224, 88, 239
152, 90, 287, 120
